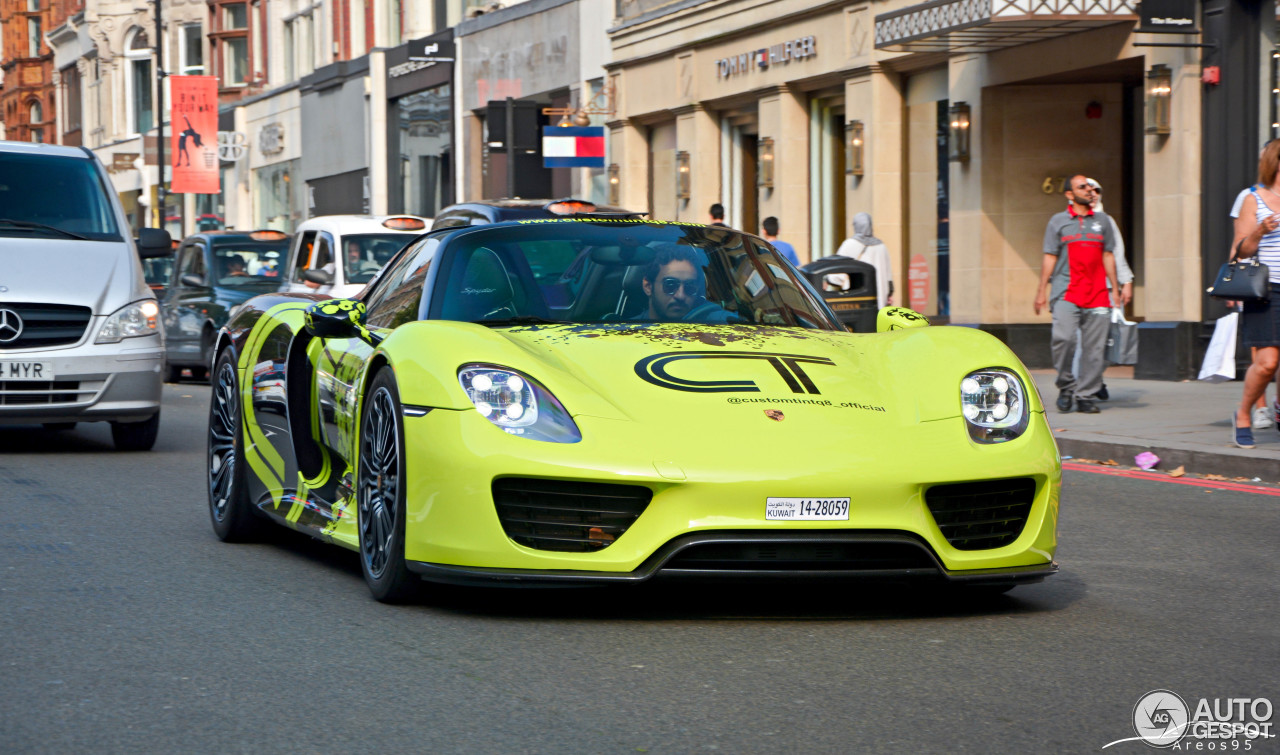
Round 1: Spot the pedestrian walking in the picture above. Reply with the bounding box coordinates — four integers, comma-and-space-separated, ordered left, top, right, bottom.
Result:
1081, 178, 1135, 402
1034, 174, 1120, 414
834, 212, 893, 308
761, 216, 799, 266
1228, 183, 1279, 431
1230, 140, 1280, 448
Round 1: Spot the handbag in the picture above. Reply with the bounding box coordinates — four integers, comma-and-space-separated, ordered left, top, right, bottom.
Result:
1197, 311, 1238, 383
1207, 257, 1269, 301
1105, 307, 1139, 366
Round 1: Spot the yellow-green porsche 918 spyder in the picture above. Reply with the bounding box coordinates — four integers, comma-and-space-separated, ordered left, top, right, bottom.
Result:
207, 217, 1059, 602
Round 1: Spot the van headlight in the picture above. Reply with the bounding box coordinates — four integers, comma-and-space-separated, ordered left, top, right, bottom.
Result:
458, 365, 581, 443
96, 300, 160, 343
961, 369, 1029, 444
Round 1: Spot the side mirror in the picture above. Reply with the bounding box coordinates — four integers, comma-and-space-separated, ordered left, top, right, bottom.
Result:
302, 268, 334, 285
180, 273, 207, 288
304, 299, 382, 346
136, 228, 174, 259
876, 306, 930, 333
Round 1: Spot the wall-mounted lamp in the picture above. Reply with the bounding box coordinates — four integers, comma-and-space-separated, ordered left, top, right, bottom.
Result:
607, 163, 620, 206
676, 150, 691, 200
948, 102, 971, 162
845, 120, 864, 176
757, 137, 775, 188
1146, 64, 1172, 135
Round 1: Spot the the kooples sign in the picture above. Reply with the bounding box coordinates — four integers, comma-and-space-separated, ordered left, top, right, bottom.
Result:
716, 36, 816, 79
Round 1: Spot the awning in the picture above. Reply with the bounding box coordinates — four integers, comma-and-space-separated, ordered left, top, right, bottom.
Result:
875, 0, 1138, 53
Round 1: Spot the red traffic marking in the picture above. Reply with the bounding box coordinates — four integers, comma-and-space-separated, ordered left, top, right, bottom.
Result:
1063, 461, 1280, 496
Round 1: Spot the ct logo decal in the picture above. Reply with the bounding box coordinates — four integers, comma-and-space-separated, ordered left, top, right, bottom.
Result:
0, 309, 24, 343
634, 351, 836, 394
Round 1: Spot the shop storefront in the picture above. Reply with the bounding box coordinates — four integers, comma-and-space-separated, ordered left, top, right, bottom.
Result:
385, 31, 455, 218
300, 58, 371, 217
245, 87, 304, 231
457, 0, 613, 204
608, 5, 850, 261
611, 0, 1266, 377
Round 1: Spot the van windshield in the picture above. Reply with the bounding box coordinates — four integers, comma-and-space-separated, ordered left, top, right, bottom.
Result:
0, 152, 122, 241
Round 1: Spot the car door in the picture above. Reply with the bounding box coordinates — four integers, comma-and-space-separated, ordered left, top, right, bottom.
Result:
309, 236, 439, 471
162, 241, 209, 364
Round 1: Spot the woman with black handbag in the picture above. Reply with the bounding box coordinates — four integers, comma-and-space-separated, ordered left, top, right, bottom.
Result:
1229, 139, 1280, 448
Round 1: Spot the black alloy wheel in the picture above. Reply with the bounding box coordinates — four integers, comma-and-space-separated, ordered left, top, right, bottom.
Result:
357, 369, 418, 602
207, 349, 260, 541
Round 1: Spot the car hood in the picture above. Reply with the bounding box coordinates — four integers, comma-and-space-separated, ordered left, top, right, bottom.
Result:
0, 237, 151, 313
386, 322, 1043, 432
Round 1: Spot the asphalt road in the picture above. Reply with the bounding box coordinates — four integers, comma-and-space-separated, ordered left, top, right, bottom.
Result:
2, 383, 1278, 753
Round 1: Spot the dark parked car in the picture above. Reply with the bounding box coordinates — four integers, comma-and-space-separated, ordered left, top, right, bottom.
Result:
160, 229, 290, 381
430, 198, 632, 229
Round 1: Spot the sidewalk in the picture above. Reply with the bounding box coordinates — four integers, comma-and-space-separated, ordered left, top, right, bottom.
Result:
1031, 368, 1280, 481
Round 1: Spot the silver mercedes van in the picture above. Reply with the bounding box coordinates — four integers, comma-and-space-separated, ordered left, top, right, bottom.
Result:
0, 141, 171, 450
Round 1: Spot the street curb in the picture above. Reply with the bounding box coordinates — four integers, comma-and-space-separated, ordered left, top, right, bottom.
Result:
1055, 437, 1280, 482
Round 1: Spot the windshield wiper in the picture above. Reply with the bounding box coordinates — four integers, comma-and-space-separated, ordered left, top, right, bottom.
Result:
0, 218, 89, 240
473, 316, 571, 327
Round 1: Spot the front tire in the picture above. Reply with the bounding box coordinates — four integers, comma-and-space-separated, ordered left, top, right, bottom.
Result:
111, 412, 160, 451
357, 369, 418, 603
207, 350, 261, 541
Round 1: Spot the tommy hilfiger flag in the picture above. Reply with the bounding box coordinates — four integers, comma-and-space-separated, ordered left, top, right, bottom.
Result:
542, 126, 606, 168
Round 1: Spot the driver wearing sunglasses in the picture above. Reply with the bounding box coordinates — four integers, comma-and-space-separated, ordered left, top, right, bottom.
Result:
638, 245, 708, 321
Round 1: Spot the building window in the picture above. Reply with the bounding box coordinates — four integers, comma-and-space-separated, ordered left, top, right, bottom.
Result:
222, 3, 247, 29
26, 0, 39, 10
62, 66, 81, 133
28, 17, 42, 57
223, 38, 248, 85
284, 11, 314, 81
30, 128, 44, 143
28, 98, 42, 123
212, 0, 253, 89
126, 30, 154, 134
181, 24, 204, 75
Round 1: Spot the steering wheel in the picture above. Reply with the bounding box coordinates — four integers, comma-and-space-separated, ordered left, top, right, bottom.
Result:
683, 300, 725, 322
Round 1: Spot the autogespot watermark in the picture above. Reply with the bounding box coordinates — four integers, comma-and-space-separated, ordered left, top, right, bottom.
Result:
1101, 689, 1274, 750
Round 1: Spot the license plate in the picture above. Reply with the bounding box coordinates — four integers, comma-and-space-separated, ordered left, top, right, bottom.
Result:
766, 497, 850, 521
0, 362, 54, 380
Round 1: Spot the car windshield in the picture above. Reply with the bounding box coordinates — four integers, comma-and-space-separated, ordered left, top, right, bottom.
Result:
0, 152, 122, 241
142, 255, 174, 289
341, 233, 413, 285
431, 221, 841, 329
211, 240, 289, 286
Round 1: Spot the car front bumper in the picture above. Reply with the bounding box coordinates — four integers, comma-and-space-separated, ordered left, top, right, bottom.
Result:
395, 409, 1061, 582
0, 332, 163, 424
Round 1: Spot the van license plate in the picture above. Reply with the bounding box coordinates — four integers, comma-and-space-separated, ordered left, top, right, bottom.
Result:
0, 362, 54, 380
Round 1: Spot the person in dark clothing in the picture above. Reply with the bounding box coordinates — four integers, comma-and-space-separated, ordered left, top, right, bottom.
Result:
708, 203, 727, 227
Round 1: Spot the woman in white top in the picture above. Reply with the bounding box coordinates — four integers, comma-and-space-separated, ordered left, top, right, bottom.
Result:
1231, 139, 1280, 448
834, 213, 893, 308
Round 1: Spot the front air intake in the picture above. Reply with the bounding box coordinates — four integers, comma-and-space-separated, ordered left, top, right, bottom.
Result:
924, 478, 1036, 550
493, 477, 653, 552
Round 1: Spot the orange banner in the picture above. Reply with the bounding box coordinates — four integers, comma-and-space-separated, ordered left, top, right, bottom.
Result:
169, 75, 219, 194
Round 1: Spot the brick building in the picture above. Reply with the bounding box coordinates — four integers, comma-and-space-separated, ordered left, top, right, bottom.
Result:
0, 0, 80, 143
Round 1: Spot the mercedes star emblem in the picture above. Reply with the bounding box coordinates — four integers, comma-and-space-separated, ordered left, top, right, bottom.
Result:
0, 309, 24, 343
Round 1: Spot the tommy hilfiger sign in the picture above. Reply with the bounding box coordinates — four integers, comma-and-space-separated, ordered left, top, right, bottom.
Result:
715, 36, 817, 78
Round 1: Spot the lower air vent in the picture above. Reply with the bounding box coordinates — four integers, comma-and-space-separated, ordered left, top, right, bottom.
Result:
493, 478, 653, 552
663, 538, 937, 572
925, 478, 1036, 550
0, 380, 82, 405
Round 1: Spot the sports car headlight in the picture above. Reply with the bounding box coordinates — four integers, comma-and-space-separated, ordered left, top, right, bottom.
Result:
961, 369, 1029, 444
458, 365, 581, 443
95, 300, 160, 344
